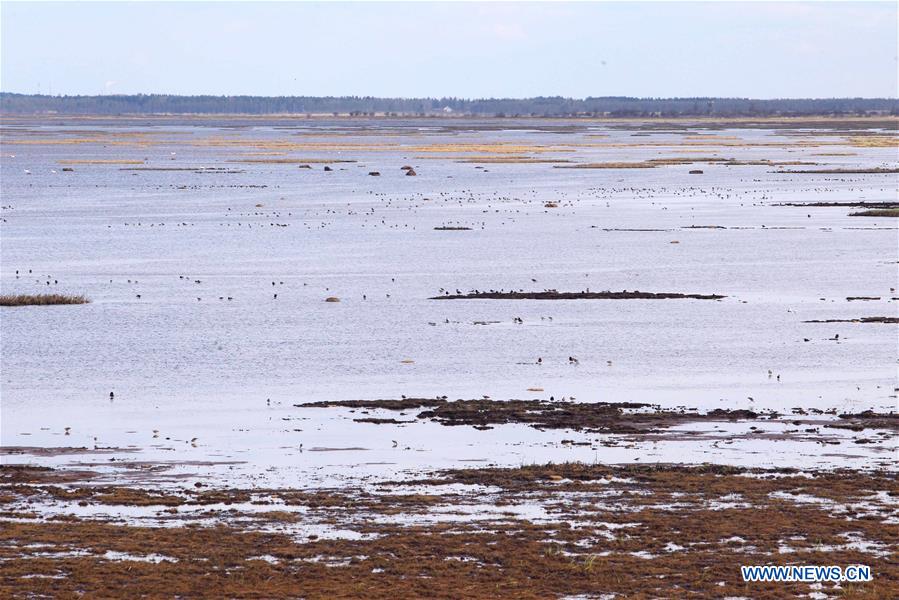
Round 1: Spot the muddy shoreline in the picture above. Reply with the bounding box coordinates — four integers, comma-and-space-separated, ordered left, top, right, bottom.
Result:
1, 462, 896, 598
298, 398, 772, 434
430, 290, 725, 300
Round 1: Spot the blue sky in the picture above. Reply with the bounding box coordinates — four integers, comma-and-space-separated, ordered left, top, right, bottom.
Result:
1, 1, 896, 98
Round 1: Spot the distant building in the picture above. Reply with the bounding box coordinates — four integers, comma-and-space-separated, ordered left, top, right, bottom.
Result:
442, 106, 453, 113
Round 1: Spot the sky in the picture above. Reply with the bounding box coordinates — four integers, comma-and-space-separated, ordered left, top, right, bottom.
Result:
1, 1, 896, 99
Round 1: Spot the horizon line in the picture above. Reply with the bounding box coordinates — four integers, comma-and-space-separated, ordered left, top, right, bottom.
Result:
3, 92, 898, 102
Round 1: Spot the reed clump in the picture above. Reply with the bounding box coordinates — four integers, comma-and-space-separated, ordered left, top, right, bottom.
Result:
849, 208, 899, 218
0, 294, 90, 306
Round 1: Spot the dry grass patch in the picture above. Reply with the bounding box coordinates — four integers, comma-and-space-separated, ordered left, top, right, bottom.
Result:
846, 136, 899, 148
1, 462, 896, 599
0, 294, 89, 306
849, 208, 899, 218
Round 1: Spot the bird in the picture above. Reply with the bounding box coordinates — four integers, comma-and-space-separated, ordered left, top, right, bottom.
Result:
109, 391, 115, 400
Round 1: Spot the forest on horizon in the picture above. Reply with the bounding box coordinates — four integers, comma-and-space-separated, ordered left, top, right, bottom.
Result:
1, 93, 897, 117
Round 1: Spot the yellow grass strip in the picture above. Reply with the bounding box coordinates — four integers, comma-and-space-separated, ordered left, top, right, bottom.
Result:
846, 136, 898, 148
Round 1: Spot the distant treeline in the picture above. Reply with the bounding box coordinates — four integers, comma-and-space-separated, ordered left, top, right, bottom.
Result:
1, 93, 896, 117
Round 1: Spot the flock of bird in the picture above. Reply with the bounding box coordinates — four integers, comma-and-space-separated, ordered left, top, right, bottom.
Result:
5, 127, 894, 468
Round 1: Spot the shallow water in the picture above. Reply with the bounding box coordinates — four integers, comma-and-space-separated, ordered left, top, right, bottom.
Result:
1, 117, 896, 485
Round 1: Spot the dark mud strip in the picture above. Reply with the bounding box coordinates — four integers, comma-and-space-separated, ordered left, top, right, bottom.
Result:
849, 209, 899, 218
773, 201, 899, 208
803, 317, 898, 324
430, 290, 725, 300
0, 446, 140, 457
775, 168, 899, 174
826, 411, 899, 432
297, 398, 768, 434
119, 167, 242, 172
608, 118, 899, 131
597, 227, 670, 231
1, 463, 897, 599
556, 159, 816, 169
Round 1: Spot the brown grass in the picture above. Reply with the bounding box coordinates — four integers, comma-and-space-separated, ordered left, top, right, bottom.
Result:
1, 462, 896, 599
846, 136, 899, 148
849, 208, 899, 218
0, 294, 89, 306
